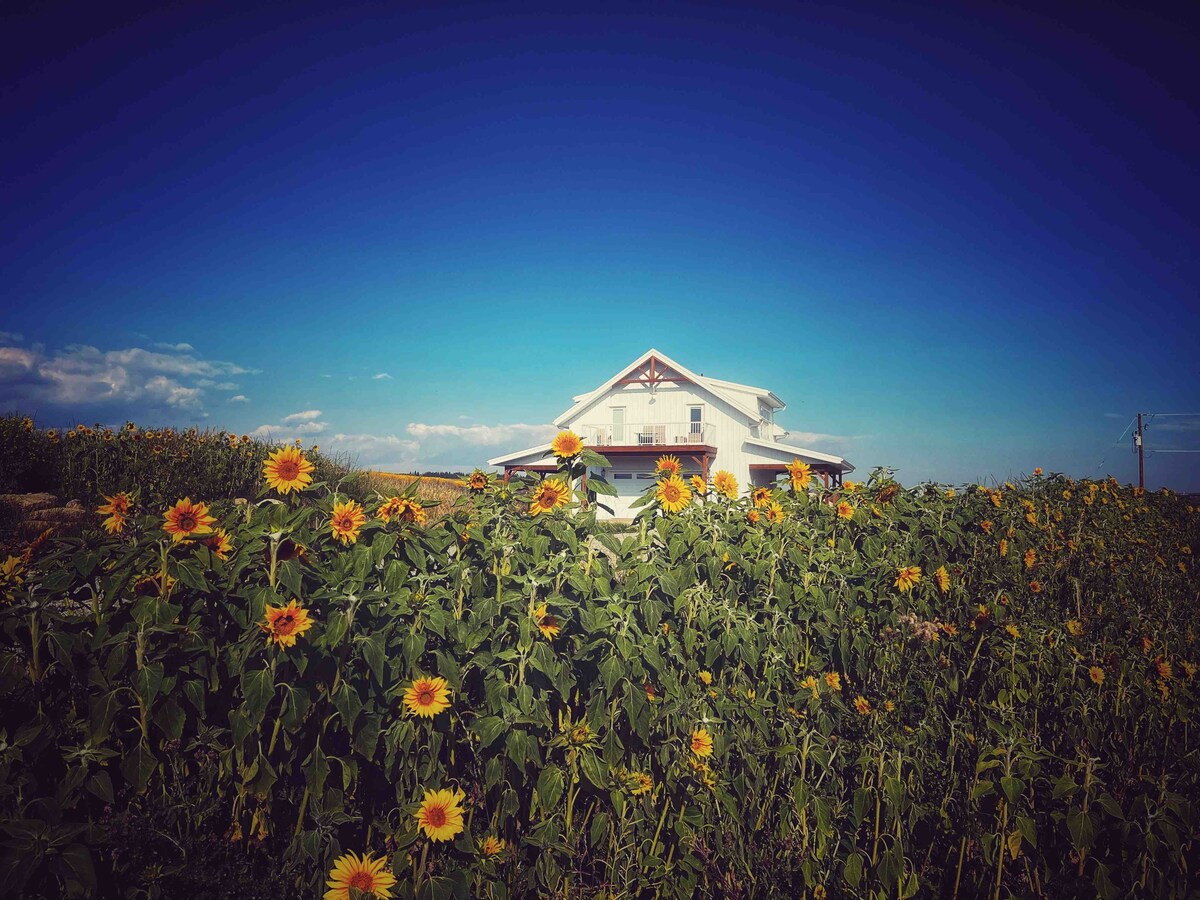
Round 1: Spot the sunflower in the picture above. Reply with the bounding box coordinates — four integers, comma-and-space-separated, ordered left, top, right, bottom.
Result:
656, 455, 682, 477
468, 471, 489, 491
787, 458, 812, 491
895, 565, 921, 593
162, 498, 216, 542
698, 670, 712, 685
568, 722, 594, 746
836, 501, 854, 520
980, 520, 993, 533
1088, 666, 1105, 685
765, 501, 784, 523
96, 492, 132, 518
530, 479, 570, 516
415, 788, 466, 842
690, 475, 708, 496
713, 470, 738, 499
480, 836, 507, 857
1024, 548, 1037, 570
133, 572, 175, 598
263, 445, 315, 495
202, 528, 233, 560
1029, 580, 1042, 594
747, 509, 761, 524
1, 555, 26, 604
532, 603, 561, 639
1155, 658, 1173, 680
999, 539, 1008, 558
329, 500, 367, 545
1005, 624, 1021, 639
378, 497, 427, 525
551, 430, 584, 459
690, 728, 714, 757
403, 676, 452, 718
101, 513, 126, 535
324, 851, 396, 900
853, 696, 871, 716
751, 487, 772, 508
629, 772, 654, 795
1066, 619, 1083, 636
934, 565, 950, 593
656, 476, 692, 513
261, 599, 314, 648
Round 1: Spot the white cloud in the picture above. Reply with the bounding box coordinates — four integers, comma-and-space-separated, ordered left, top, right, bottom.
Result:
0, 340, 254, 415
405, 422, 556, 446
251, 420, 327, 440
229, 394, 250, 403
320, 421, 556, 471
0, 331, 23, 345
283, 409, 322, 422
153, 341, 195, 352
782, 430, 853, 446
328, 432, 422, 469
251, 410, 330, 442
371, 372, 392, 380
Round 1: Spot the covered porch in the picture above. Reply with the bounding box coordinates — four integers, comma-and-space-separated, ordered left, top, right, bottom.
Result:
743, 437, 854, 490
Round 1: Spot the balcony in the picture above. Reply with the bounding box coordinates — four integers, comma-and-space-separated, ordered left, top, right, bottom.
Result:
578, 422, 713, 448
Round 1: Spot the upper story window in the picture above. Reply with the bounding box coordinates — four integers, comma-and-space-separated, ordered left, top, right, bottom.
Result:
688, 405, 703, 435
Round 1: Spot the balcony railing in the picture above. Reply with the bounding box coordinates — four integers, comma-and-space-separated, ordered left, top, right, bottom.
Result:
577, 422, 712, 447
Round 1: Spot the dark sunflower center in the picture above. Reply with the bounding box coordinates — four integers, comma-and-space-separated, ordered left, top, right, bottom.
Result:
418, 689, 434, 705
277, 461, 299, 480
426, 806, 447, 827
178, 513, 196, 530
276, 614, 295, 633
348, 871, 374, 889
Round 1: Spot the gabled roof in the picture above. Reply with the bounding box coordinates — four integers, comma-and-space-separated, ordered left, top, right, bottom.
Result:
704, 377, 786, 412
743, 436, 855, 473
552, 348, 773, 427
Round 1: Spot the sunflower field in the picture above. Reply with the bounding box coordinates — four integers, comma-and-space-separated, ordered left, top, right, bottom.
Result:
1, 429, 1198, 899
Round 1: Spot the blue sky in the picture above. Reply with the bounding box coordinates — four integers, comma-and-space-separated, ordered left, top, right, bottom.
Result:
2, 2, 1198, 488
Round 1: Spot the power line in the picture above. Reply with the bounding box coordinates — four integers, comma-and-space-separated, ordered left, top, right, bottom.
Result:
1094, 417, 1135, 473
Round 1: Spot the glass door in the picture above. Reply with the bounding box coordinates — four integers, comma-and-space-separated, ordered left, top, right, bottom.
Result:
612, 407, 625, 444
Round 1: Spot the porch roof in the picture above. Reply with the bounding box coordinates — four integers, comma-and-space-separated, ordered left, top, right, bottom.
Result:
743, 437, 855, 473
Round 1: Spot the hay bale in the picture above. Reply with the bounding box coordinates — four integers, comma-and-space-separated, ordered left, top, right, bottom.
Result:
0, 492, 60, 514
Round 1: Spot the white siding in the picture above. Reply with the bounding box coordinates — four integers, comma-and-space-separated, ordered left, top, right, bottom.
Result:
563, 379, 772, 503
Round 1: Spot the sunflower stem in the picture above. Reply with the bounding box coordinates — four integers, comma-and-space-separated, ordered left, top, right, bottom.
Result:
415, 841, 430, 895
293, 784, 309, 837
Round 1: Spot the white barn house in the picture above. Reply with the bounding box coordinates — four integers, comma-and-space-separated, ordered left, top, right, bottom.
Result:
488, 349, 854, 519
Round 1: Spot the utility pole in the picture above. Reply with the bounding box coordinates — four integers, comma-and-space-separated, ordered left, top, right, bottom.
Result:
1135, 412, 1145, 490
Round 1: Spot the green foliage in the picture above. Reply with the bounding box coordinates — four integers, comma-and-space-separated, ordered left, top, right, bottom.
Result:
0, 450, 1198, 898
0, 414, 367, 505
